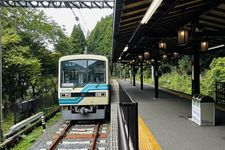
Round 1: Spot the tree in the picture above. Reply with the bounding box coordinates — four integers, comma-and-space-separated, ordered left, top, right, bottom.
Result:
70, 24, 86, 54
2, 33, 41, 100
1, 7, 66, 101
87, 15, 113, 57
55, 35, 72, 56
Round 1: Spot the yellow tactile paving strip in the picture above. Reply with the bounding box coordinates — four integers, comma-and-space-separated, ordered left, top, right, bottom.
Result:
139, 116, 162, 150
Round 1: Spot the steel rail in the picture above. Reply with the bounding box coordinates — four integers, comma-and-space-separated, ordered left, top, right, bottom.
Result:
48, 122, 72, 150
90, 122, 100, 150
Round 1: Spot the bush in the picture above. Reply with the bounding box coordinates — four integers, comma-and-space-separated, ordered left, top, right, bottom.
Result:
159, 72, 191, 94
201, 57, 225, 97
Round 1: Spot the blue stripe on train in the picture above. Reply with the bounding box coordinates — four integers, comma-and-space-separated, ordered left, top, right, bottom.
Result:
59, 84, 110, 105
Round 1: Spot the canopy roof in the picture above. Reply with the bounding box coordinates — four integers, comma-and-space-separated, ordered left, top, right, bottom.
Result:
112, 0, 225, 63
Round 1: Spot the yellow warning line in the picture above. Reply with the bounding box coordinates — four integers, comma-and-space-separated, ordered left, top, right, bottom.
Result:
139, 116, 162, 150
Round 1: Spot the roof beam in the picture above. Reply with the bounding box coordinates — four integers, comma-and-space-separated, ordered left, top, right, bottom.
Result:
120, 21, 139, 28
120, 14, 143, 24
121, 7, 148, 17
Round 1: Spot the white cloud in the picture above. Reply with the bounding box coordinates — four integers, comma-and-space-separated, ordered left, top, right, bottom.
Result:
39, 8, 113, 37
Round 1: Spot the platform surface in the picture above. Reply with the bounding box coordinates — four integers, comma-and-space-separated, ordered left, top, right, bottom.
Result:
119, 79, 225, 150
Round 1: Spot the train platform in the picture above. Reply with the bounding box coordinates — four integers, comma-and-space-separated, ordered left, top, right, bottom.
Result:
118, 79, 225, 150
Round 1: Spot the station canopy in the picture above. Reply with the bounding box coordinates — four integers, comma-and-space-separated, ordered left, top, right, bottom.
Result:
112, 0, 225, 63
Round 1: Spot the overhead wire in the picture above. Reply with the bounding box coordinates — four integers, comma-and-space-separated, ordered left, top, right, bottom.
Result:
67, 3, 87, 36
78, 9, 90, 36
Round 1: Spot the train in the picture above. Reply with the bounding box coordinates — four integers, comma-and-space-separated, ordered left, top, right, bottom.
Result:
58, 54, 110, 121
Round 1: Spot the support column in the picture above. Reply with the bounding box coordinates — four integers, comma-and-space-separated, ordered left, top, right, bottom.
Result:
140, 62, 143, 90
132, 65, 136, 86
191, 22, 200, 96
192, 49, 200, 95
129, 69, 132, 84
124, 66, 126, 80
154, 57, 159, 98
119, 68, 121, 79
0, 8, 3, 141
151, 65, 154, 80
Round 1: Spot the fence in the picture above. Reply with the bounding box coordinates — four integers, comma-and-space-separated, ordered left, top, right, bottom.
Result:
216, 82, 225, 104
13, 93, 58, 124
118, 83, 138, 150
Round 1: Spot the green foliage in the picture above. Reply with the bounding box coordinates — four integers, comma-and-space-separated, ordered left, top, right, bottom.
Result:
2, 113, 14, 134
143, 65, 151, 78
69, 24, 86, 54
1, 7, 65, 101
55, 36, 72, 55
157, 56, 225, 97
87, 15, 112, 57
159, 63, 171, 75
159, 72, 192, 94
178, 55, 192, 75
12, 112, 61, 150
201, 57, 225, 97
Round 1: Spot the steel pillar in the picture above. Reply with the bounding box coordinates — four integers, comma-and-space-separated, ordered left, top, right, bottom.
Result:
192, 51, 200, 95
0, 7, 3, 141
132, 65, 136, 86
191, 22, 200, 96
140, 62, 143, 90
154, 56, 159, 98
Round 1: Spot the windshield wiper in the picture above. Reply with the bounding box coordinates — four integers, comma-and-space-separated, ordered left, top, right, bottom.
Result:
95, 81, 100, 88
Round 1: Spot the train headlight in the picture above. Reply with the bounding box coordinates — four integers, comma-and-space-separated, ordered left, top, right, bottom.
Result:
61, 93, 71, 98
95, 92, 106, 97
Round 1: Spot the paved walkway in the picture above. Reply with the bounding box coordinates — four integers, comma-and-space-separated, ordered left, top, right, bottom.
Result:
110, 79, 119, 150
119, 79, 225, 150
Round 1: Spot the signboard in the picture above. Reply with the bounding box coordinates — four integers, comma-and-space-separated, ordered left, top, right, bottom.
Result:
192, 100, 201, 125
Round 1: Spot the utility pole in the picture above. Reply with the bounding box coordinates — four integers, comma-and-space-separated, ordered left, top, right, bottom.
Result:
0, 7, 3, 141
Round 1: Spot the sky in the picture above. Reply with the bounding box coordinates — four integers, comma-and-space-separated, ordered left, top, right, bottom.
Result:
40, 8, 113, 37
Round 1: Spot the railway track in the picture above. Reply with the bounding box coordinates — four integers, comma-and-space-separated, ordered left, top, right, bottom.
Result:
47, 121, 109, 150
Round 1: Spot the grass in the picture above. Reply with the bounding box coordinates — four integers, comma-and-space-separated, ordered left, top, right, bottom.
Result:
12, 112, 61, 150
2, 113, 14, 134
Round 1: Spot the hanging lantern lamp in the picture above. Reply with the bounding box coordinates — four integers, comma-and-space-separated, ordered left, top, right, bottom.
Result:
144, 51, 150, 59
173, 52, 179, 58
138, 54, 143, 61
178, 28, 188, 46
159, 41, 167, 49
162, 54, 167, 61
201, 40, 208, 51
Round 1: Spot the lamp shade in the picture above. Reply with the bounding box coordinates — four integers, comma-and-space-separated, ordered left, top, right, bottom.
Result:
129, 60, 133, 64
178, 29, 188, 46
173, 52, 179, 58
150, 59, 155, 65
144, 51, 150, 59
201, 40, 208, 51
159, 41, 167, 49
162, 54, 167, 61
138, 54, 143, 61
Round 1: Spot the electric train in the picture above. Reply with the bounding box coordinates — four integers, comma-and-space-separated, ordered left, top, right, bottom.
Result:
58, 55, 110, 121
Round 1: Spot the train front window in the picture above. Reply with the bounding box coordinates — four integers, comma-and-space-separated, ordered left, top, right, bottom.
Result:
61, 60, 87, 87
61, 59, 105, 87
88, 60, 105, 83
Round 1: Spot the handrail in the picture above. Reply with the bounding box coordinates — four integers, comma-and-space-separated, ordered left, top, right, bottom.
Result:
0, 107, 60, 149
118, 82, 139, 150
117, 106, 129, 150
5, 112, 43, 138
